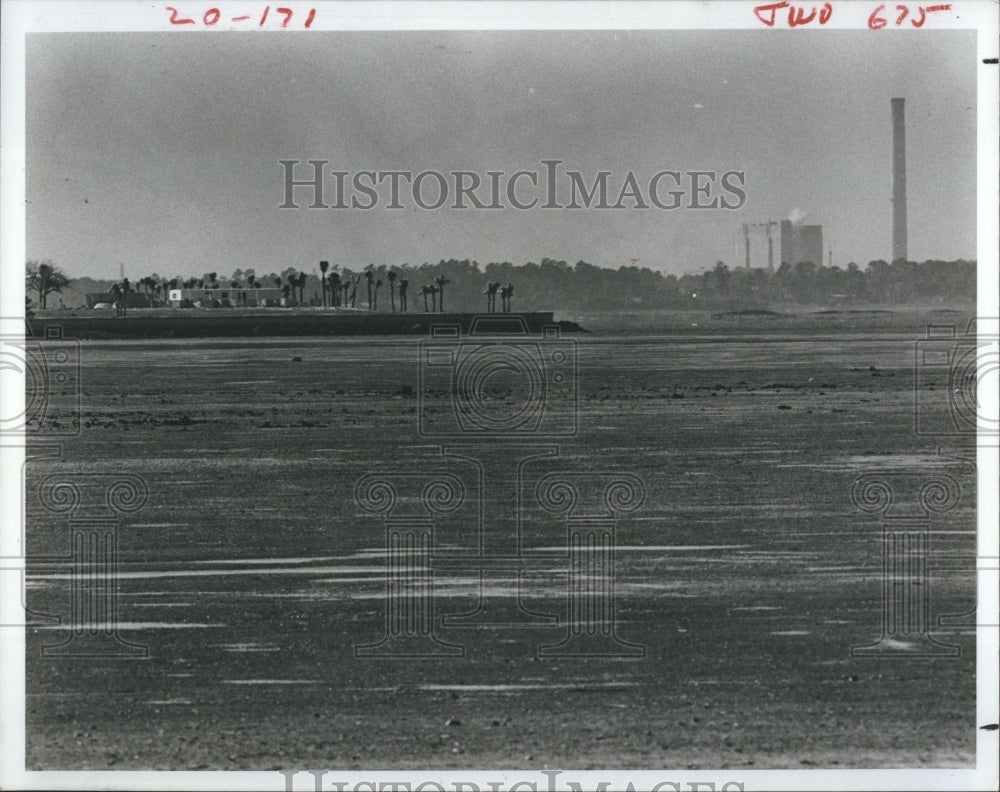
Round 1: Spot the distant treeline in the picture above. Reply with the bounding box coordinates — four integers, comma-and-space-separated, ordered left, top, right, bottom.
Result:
59, 257, 975, 311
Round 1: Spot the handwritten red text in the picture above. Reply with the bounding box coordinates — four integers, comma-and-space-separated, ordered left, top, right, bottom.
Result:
166, 6, 316, 28
753, 1, 833, 27
867, 4, 952, 29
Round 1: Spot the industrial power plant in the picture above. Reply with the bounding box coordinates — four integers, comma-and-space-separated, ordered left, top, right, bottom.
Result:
739, 97, 908, 270
738, 219, 824, 271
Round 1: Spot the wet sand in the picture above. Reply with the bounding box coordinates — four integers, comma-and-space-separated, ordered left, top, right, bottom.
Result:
24, 310, 978, 769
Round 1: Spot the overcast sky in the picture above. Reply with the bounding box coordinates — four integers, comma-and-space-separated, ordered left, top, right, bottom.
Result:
25, 30, 976, 280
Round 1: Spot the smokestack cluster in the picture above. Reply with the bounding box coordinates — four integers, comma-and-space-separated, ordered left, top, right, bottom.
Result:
891, 98, 907, 262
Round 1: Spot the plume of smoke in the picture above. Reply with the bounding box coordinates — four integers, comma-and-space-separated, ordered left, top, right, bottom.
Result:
788, 207, 808, 225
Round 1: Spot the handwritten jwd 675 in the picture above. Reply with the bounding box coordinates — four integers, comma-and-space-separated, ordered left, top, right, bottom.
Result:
753, 1, 952, 28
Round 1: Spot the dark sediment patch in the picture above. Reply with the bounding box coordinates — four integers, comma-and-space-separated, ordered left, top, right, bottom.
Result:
812, 309, 896, 315
711, 309, 787, 318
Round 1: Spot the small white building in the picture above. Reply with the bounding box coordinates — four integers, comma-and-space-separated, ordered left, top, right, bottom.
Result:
168, 287, 283, 308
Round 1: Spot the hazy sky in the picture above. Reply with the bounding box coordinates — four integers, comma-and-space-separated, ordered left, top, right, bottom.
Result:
25, 30, 976, 280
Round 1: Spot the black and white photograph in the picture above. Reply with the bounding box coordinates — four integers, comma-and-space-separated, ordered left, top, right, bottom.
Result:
1, 2, 998, 790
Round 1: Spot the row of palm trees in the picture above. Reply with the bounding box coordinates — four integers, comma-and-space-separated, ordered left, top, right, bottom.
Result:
317, 264, 465, 313
127, 266, 515, 313
484, 281, 514, 313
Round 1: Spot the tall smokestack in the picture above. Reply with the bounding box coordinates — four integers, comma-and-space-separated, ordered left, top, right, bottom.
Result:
891, 98, 907, 262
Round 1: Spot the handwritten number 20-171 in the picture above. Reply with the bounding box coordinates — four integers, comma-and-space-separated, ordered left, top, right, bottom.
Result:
166, 7, 316, 28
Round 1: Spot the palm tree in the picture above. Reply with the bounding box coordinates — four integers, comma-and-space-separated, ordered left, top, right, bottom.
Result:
329, 271, 341, 307
501, 283, 514, 312
121, 278, 131, 316
281, 283, 291, 305
297, 272, 308, 306
435, 274, 450, 312
429, 284, 439, 312
398, 278, 409, 312
319, 260, 330, 307
387, 271, 398, 312
349, 277, 359, 308
247, 273, 256, 290
484, 281, 500, 313
364, 269, 375, 310
421, 284, 431, 312
373, 278, 383, 311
